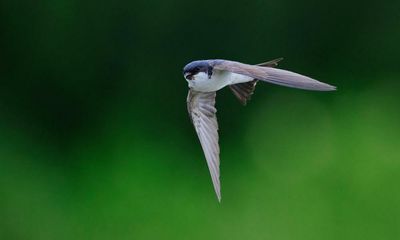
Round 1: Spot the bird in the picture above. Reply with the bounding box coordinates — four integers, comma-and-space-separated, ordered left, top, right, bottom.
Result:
183, 58, 336, 202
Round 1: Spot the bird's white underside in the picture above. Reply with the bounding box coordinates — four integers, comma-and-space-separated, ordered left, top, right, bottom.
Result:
187, 70, 253, 92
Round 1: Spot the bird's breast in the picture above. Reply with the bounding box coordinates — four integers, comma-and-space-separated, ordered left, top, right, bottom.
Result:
187, 71, 224, 92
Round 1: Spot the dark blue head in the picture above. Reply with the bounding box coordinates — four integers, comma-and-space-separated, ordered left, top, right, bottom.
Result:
183, 60, 213, 80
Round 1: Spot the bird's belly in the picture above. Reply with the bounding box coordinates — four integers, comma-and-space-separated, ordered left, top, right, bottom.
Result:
188, 71, 252, 92
230, 72, 254, 84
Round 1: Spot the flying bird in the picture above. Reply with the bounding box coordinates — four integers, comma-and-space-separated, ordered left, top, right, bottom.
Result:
183, 58, 336, 202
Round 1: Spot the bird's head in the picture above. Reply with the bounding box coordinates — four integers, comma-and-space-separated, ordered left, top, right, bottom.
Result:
183, 60, 213, 81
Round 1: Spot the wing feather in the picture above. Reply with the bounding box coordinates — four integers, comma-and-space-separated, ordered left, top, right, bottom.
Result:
213, 60, 336, 91
187, 90, 221, 202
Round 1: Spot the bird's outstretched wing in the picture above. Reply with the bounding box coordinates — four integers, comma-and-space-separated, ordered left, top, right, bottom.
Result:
212, 60, 336, 91
187, 90, 221, 201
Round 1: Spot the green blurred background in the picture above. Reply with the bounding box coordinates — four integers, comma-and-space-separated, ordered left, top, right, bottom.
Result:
1, 0, 400, 239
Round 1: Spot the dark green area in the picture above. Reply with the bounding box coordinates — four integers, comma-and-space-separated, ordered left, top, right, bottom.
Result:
1, 0, 400, 239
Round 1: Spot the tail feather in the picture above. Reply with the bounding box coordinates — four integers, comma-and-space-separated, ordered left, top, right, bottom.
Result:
229, 80, 258, 105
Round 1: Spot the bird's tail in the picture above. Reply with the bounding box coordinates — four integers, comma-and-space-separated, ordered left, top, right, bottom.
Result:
229, 80, 258, 105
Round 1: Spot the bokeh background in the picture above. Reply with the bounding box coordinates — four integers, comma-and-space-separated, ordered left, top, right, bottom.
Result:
1, 0, 400, 239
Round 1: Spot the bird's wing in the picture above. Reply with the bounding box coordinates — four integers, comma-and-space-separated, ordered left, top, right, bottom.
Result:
187, 90, 221, 201
212, 60, 336, 91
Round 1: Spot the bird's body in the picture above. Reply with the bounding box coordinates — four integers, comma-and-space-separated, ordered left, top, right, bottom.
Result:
187, 68, 253, 92
184, 58, 336, 202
